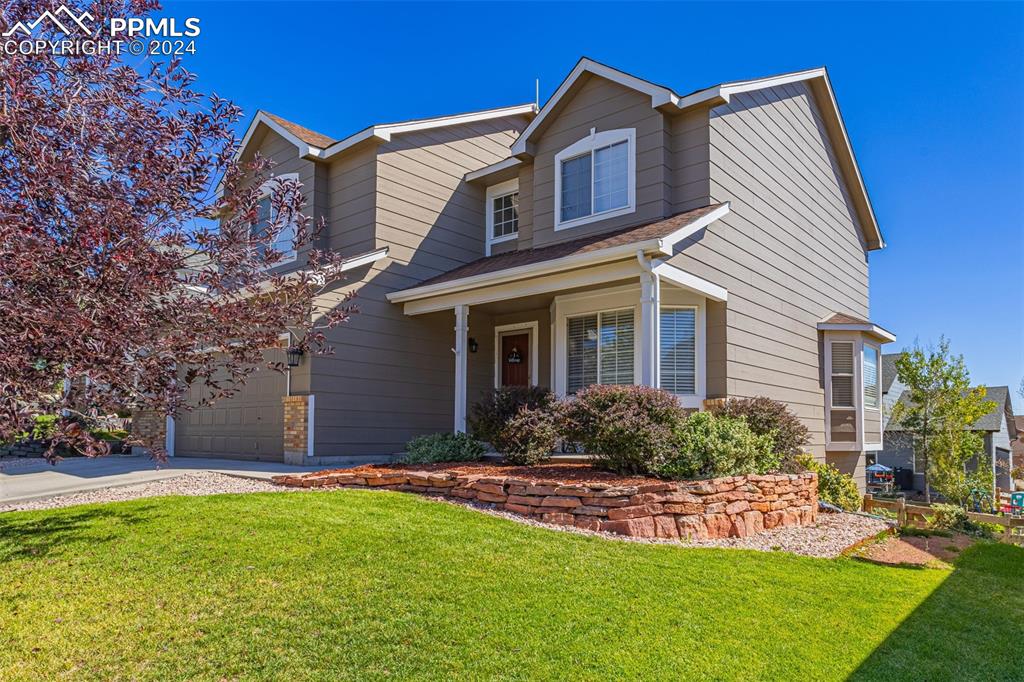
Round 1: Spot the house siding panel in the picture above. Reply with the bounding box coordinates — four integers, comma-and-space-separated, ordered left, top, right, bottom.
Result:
669, 82, 870, 460
528, 75, 670, 249
310, 115, 530, 456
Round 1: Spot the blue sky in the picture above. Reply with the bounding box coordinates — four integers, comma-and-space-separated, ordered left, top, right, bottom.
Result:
166, 1, 1023, 409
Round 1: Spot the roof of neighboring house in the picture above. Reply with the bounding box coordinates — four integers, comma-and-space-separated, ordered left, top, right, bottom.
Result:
887, 385, 1012, 432
261, 111, 336, 148
882, 352, 902, 395
408, 203, 726, 289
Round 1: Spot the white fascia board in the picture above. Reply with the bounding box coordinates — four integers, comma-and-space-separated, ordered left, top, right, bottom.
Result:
336, 246, 389, 273
238, 112, 325, 161
655, 202, 730, 254
817, 322, 897, 344
323, 103, 536, 161
386, 240, 664, 305
465, 157, 522, 183
511, 59, 680, 157
651, 261, 728, 302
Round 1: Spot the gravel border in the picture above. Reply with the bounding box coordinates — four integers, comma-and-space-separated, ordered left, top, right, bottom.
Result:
0, 471, 294, 513
423, 493, 892, 558
1, 473, 891, 559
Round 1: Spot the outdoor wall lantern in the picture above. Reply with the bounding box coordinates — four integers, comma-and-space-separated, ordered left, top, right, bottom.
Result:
468, 338, 479, 353
286, 346, 304, 368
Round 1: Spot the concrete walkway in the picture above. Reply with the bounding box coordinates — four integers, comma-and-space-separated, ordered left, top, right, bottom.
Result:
0, 456, 327, 504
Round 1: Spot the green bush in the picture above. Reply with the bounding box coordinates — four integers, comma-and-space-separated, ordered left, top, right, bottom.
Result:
709, 397, 809, 460
560, 385, 687, 475
31, 414, 58, 440
90, 429, 129, 442
469, 386, 556, 453
927, 503, 968, 531
795, 454, 861, 511
655, 411, 778, 480
500, 407, 559, 466
927, 502, 1003, 539
403, 432, 485, 464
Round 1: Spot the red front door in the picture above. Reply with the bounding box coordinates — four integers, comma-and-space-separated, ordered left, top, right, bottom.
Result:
500, 333, 530, 387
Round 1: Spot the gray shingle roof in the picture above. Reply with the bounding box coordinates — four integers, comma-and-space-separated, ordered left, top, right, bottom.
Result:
887, 385, 1011, 432
881, 352, 902, 395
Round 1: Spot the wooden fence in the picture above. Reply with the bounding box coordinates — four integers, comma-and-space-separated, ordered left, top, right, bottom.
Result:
863, 494, 1024, 545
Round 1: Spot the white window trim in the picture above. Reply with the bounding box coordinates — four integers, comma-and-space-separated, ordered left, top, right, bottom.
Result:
485, 178, 519, 256
493, 321, 539, 388
554, 128, 636, 231
253, 172, 299, 267
552, 284, 705, 408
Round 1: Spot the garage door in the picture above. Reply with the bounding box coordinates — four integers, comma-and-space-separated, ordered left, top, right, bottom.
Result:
175, 365, 286, 461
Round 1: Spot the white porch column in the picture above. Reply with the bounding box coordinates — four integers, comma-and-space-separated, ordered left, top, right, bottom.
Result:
453, 304, 469, 433
639, 271, 660, 388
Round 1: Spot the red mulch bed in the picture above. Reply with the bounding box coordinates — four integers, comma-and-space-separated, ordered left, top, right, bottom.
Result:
315, 462, 657, 486
856, 532, 975, 567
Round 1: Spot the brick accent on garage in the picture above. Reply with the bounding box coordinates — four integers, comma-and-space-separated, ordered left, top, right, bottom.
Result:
282, 395, 310, 465
130, 410, 166, 455
272, 469, 818, 540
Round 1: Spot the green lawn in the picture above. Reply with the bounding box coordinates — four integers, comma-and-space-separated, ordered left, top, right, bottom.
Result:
1, 490, 1021, 680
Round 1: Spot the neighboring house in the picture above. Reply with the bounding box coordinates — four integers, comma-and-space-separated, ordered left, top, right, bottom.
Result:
876, 355, 1018, 494
1012, 415, 1024, 490
164, 58, 895, 485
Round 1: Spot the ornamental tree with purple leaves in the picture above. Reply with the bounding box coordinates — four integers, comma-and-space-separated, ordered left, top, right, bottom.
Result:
0, 0, 354, 459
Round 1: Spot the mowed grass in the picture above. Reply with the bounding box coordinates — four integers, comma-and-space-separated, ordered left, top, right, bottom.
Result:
0, 490, 1021, 680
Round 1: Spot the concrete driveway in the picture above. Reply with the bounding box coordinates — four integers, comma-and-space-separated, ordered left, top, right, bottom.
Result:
0, 456, 326, 505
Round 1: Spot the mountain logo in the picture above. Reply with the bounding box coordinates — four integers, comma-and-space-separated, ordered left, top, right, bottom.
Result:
3, 5, 95, 37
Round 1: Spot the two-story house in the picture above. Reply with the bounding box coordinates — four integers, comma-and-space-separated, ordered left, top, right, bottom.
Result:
169, 58, 895, 487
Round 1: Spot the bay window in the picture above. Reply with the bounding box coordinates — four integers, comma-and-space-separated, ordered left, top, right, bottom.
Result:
863, 344, 880, 409
554, 128, 635, 230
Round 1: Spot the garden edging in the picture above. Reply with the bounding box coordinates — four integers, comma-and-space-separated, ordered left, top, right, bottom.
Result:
273, 469, 818, 540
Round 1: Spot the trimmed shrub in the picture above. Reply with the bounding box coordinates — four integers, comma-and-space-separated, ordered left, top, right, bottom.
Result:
927, 503, 967, 531
560, 385, 687, 475
403, 432, 485, 464
795, 454, 861, 511
655, 411, 778, 480
469, 386, 556, 453
500, 406, 559, 466
709, 397, 809, 459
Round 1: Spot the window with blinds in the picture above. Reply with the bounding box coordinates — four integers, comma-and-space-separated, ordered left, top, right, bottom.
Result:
566, 309, 634, 393
863, 345, 880, 409
830, 342, 855, 408
660, 307, 696, 395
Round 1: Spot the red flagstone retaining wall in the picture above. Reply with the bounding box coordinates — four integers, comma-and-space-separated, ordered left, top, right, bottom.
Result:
273, 469, 818, 540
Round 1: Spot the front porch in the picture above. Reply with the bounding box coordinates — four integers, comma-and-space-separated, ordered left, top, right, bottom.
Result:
390, 252, 728, 433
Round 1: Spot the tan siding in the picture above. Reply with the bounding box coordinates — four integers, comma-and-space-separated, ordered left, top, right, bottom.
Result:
669, 82, 870, 459
309, 115, 530, 456
515, 163, 535, 249
529, 75, 670, 248
326, 143, 377, 254
669, 107, 712, 212
238, 127, 319, 274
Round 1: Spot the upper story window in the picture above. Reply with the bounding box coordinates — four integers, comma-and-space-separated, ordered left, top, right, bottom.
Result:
250, 173, 298, 265
554, 128, 635, 231
863, 344, 880, 409
485, 179, 518, 255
